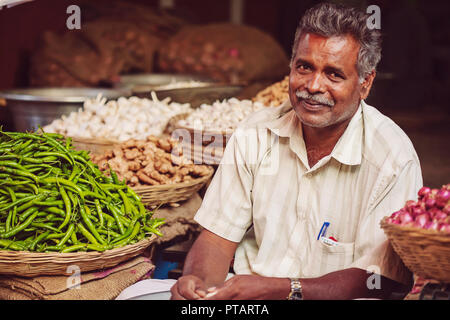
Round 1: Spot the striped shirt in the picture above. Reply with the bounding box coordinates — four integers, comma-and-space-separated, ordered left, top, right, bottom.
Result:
194, 99, 423, 285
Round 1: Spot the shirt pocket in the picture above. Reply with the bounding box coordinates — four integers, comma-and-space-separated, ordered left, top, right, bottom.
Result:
313, 240, 355, 274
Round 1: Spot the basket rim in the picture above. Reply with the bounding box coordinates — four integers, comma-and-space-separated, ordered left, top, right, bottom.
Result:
0, 234, 157, 260
69, 135, 120, 145
174, 123, 235, 137
380, 216, 450, 239
131, 166, 214, 191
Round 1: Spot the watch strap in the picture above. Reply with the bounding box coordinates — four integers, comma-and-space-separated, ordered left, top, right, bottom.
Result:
287, 278, 303, 300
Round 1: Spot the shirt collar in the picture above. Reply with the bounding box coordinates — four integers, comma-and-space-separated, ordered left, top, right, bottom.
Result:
264, 99, 364, 168
330, 103, 363, 166
265, 99, 297, 138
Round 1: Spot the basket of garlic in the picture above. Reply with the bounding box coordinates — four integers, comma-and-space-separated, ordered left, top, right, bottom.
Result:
43, 92, 193, 155
90, 135, 214, 207
174, 98, 266, 164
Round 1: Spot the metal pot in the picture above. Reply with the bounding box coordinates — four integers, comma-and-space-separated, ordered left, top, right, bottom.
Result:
0, 87, 129, 132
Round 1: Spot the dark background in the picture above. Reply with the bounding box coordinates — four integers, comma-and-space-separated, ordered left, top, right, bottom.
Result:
0, 0, 449, 187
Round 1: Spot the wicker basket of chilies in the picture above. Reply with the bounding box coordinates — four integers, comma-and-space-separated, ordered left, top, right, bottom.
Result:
0, 235, 157, 277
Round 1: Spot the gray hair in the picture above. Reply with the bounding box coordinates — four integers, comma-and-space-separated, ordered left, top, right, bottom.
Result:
290, 2, 382, 83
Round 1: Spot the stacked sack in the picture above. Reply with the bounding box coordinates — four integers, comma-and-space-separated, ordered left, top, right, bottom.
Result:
29, 0, 186, 87
157, 23, 289, 84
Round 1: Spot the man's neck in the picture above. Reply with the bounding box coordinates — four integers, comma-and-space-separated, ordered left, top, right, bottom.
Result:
302, 119, 351, 168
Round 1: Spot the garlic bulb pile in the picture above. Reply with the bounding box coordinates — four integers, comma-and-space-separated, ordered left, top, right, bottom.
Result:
177, 98, 265, 132
43, 92, 192, 141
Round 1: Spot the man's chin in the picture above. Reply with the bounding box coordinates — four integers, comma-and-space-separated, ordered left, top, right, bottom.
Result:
293, 105, 331, 128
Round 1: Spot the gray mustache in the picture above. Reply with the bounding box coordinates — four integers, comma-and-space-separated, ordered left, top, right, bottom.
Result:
295, 90, 335, 107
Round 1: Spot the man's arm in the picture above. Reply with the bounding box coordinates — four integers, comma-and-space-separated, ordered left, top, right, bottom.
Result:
183, 229, 238, 287
171, 230, 410, 300
205, 268, 410, 300
299, 268, 411, 300
170, 229, 238, 300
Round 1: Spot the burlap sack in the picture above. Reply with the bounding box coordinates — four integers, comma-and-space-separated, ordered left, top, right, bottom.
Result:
152, 192, 203, 245
29, 0, 186, 87
0, 256, 154, 300
157, 23, 290, 84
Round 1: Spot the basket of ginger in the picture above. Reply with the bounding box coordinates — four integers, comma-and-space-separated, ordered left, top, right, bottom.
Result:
90, 135, 214, 207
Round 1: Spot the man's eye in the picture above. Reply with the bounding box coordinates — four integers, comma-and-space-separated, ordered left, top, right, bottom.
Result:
297, 64, 310, 71
329, 72, 343, 80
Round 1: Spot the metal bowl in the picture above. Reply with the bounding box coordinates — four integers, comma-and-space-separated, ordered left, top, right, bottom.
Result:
115, 73, 243, 107
0, 87, 130, 132
116, 73, 213, 90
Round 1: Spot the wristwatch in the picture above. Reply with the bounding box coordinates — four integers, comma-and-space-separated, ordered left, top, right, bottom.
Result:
287, 278, 303, 300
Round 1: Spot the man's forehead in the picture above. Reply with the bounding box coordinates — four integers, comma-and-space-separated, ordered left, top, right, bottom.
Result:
294, 32, 360, 65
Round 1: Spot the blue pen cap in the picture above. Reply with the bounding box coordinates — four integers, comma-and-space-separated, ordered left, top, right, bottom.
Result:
317, 222, 330, 240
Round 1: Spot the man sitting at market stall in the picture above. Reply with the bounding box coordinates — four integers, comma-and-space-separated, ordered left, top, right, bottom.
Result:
169, 2, 423, 300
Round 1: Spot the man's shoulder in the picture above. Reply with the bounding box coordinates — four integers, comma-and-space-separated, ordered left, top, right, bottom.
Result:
361, 101, 420, 171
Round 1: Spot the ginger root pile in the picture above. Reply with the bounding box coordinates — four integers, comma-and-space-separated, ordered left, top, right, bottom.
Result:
91, 136, 212, 187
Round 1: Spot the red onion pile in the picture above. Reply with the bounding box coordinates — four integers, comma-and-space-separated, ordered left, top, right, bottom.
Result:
386, 184, 450, 232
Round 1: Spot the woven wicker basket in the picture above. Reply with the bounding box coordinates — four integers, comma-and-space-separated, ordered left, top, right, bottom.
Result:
172, 124, 233, 165
69, 113, 191, 156
0, 235, 156, 277
71, 136, 119, 156
380, 217, 450, 282
133, 166, 214, 206
179, 141, 224, 165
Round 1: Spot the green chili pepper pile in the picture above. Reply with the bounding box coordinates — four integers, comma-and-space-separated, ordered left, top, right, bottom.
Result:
0, 129, 164, 253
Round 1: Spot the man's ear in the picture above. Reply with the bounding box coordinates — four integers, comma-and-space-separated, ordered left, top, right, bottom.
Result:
360, 70, 376, 100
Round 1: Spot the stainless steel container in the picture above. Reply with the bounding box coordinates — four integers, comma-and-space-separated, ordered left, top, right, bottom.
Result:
0, 87, 129, 132
116, 73, 213, 90
116, 73, 244, 108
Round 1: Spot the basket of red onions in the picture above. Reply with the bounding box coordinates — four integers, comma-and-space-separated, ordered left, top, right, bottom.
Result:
380, 184, 450, 282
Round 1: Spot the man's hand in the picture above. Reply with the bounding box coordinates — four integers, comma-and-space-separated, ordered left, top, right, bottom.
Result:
170, 229, 239, 300
203, 275, 290, 300
170, 274, 209, 300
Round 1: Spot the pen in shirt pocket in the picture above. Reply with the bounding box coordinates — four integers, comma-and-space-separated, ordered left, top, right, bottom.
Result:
317, 221, 338, 246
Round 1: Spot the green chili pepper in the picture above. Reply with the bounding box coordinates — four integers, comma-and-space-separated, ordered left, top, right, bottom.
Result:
30, 222, 60, 233
33, 151, 72, 163
16, 193, 49, 213
18, 207, 39, 222
28, 231, 50, 251
107, 204, 125, 235
0, 211, 39, 238
39, 177, 84, 200
60, 243, 87, 253
54, 223, 75, 249
1, 194, 38, 212
76, 222, 98, 245
0, 166, 38, 183
79, 205, 106, 245
0, 239, 25, 251
94, 199, 104, 228
113, 222, 140, 247
58, 186, 71, 230
111, 216, 139, 244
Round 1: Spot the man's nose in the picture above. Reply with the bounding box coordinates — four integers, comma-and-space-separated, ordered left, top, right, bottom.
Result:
305, 72, 325, 94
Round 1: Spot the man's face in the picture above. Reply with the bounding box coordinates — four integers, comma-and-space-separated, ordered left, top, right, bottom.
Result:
289, 32, 368, 129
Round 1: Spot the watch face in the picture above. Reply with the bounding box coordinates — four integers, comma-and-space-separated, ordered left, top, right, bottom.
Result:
289, 292, 303, 300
